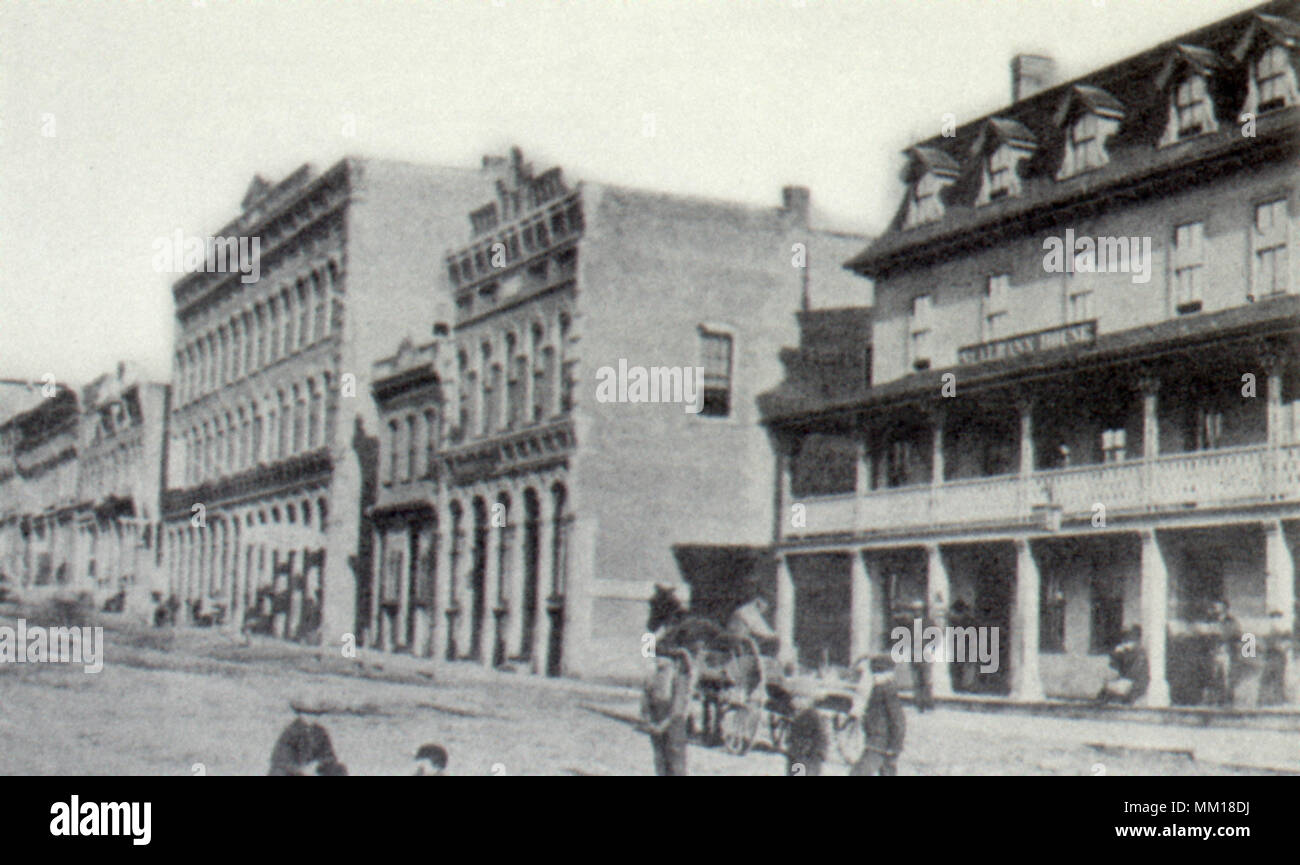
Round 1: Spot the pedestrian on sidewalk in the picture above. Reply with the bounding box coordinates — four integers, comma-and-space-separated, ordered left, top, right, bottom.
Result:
850, 656, 906, 777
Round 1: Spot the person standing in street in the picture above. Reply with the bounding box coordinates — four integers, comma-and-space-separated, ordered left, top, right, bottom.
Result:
851, 656, 906, 776
641, 650, 694, 776
785, 694, 828, 776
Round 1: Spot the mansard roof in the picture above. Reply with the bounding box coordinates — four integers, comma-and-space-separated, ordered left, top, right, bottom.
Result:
1052, 84, 1125, 126
1154, 43, 1225, 91
1231, 11, 1300, 61
905, 146, 961, 179
970, 117, 1038, 155
849, 0, 1300, 279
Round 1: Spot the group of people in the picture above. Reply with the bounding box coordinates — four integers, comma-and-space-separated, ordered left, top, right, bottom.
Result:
639, 648, 908, 778
267, 717, 449, 776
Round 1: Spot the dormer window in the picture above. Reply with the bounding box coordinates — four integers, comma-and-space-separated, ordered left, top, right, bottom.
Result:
1256, 45, 1295, 112
1070, 114, 1103, 170
1233, 14, 1300, 116
901, 147, 960, 229
906, 175, 946, 227
1054, 86, 1123, 181
973, 118, 1036, 206
1156, 45, 1223, 147
1175, 76, 1213, 137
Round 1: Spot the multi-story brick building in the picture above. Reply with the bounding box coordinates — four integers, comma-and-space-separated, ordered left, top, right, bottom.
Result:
72, 362, 170, 610
0, 367, 168, 607
761, 1, 1300, 707
159, 159, 490, 639
367, 149, 865, 679
0, 383, 82, 591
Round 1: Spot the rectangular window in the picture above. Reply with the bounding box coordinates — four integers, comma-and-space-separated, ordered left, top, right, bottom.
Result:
1101, 428, 1127, 463
1072, 113, 1103, 171
1175, 76, 1210, 137
1254, 198, 1290, 297
1089, 596, 1124, 654
909, 294, 932, 371
1173, 221, 1205, 313
1257, 46, 1293, 113
1067, 286, 1094, 324
1040, 572, 1066, 653
983, 275, 1009, 341
700, 328, 733, 417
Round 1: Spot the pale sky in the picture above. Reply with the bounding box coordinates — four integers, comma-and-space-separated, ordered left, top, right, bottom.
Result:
0, 0, 1265, 385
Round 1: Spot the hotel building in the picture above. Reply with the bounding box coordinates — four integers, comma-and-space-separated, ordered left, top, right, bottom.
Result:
760, 1, 1300, 706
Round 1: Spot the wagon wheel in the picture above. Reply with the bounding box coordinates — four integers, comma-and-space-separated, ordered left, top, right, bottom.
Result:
832, 710, 864, 765
719, 704, 759, 756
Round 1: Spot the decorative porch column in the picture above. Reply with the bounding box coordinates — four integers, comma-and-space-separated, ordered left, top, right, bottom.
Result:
481, 513, 501, 667
926, 544, 953, 697
1138, 377, 1159, 502
1264, 520, 1295, 632
849, 549, 874, 663
1011, 538, 1044, 702
398, 528, 414, 651
370, 530, 385, 649
772, 431, 798, 543
1139, 529, 1171, 707
776, 554, 796, 668
1017, 395, 1035, 477
434, 509, 454, 659
532, 497, 554, 674
1263, 351, 1284, 501
506, 516, 527, 660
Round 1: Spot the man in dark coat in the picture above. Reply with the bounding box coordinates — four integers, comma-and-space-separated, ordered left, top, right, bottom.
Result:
268, 717, 348, 776
851, 655, 906, 776
785, 694, 828, 776
641, 651, 694, 776
1097, 625, 1149, 705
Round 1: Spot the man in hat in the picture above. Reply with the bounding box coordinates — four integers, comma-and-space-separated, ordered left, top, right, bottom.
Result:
412, 743, 449, 776
851, 656, 906, 776
268, 717, 348, 776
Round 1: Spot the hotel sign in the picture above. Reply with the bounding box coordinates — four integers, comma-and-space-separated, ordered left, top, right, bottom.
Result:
958, 320, 1097, 366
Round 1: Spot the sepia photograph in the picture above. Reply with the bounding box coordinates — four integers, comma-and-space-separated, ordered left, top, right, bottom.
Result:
0, 0, 1296, 845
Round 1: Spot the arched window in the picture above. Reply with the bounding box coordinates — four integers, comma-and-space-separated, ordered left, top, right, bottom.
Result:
292, 384, 305, 454
296, 279, 310, 351
280, 287, 294, 356
406, 414, 419, 480
278, 390, 290, 457
311, 271, 326, 343
423, 408, 437, 472
308, 379, 321, 449
386, 419, 400, 484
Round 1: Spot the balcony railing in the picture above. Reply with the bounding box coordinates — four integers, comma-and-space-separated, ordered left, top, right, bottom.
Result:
790, 442, 1300, 538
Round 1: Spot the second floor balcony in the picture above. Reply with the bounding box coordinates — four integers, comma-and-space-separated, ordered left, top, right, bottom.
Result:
793, 440, 1300, 540
775, 320, 1300, 542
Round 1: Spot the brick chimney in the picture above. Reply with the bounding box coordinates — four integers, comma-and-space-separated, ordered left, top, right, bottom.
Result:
781, 185, 811, 228
1011, 54, 1056, 102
